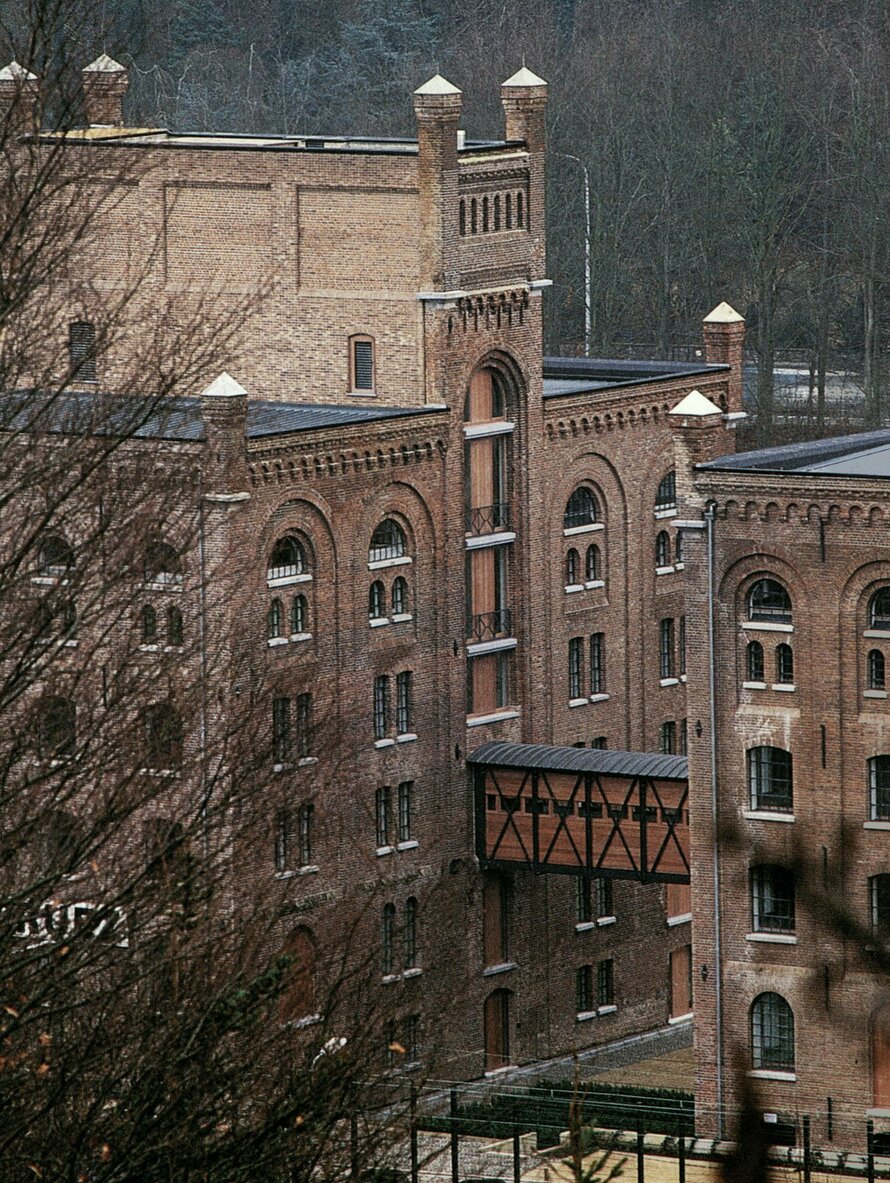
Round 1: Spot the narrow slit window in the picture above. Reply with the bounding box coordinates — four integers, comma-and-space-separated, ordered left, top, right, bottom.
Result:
69, 321, 97, 382
352, 338, 375, 392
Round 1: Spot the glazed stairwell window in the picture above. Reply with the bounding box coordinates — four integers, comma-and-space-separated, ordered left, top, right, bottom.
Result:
350, 335, 375, 393
655, 470, 676, 513
871, 588, 890, 631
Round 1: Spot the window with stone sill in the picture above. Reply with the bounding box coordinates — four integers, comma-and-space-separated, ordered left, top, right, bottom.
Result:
748, 745, 793, 813
656, 531, 671, 568
869, 649, 886, 690
869, 755, 890, 821
751, 992, 794, 1071
748, 578, 792, 625
751, 864, 795, 933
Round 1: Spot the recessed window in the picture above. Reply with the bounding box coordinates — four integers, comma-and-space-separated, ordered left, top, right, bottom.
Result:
576, 964, 594, 1013
656, 531, 670, 567
675, 531, 684, 564
748, 578, 792, 624
392, 576, 409, 616
396, 671, 413, 735
586, 544, 600, 582
566, 548, 580, 585
659, 619, 675, 679
375, 786, 391, 848
142, 604, 158, 645
775, 643, 794, 684
871, 589, 890, 630
590, 633, 605, 695
268, 597, 284, 640
869, 649, 886, 690
291, 594, 308, 635
382, 902, 396, 976
369, 581, 386, 620
374, 675, 391, 740
597, 958, 614, 1006
870, 874, 890, 931
351, 336, 375, 392
660, 721, 676, 755
145, 541, 182, 587
569, 637, 584, 698
751, 864, 795, 932
751, 992, 794, 1071
748, 746, 793, 813
404, 896, 418, 969
275, 803, 312, 871
38, 535, 73, 579
167, 605, 183, 647
69, 320, 97, 382
398, 780, 414, 843
143, 702, 183, 771
273, 696, 291, 764
38, 696, 76, 760
747, 640, 765, 682
655, 471, 676, 512
267, 536, 306, 584
369, 519, 407, 564
869, 755, 890, 821
564, 487, 599, 531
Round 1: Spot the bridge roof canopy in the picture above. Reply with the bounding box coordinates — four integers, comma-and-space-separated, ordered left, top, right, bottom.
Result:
468, 741, 687, 782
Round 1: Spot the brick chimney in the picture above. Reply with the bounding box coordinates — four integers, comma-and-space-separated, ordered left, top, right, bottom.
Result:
702, 301, 745, 415
0, 61, 39, 135
82, 55, 128, 127
500, 66, 548, 278
413, 74, 462, 291
669, 390, 729, 516
201, 372, 249, 497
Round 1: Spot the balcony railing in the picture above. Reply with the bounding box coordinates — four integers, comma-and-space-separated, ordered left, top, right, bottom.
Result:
468, 608, 512, 644
465, 502, 512, 537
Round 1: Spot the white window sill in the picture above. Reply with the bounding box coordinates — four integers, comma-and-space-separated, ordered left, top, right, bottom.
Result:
140, 644, 160, 652
748, 1069, 797, 1082
597, 915, 617, 927
382, 974, 400, 985
397, 839, 419, 851
267, 637, 288, 648
565, 583, 584, 594
675, 562, 685, 571
376, 845, 394, 857
346, 389, 377, 397
865, 690, 888, 699
569, 696, 588, 708
576, 1010, 598, 1022
742, 620, 793, 633
590, 693, 609, 703
656, 566, 675, 577
293, 1012, 322, 1028
142, 581, 184, 593
31, 575, 66, 586
680, 673, 687, 682
747, 932, 797, 945
575, 921, 596, 933
275, 865, 319, 878
267, 573, 312, 588
864, 821, 890, 830
743, 681, 767, 690
865, 630, 890, 639
465, 531, 516, 550
655, 508, 678, 520
771, 683, 796, 693
466, 708, 520, 727
563, 522, 605, 537
585, 579, 605, 589
298, 756, 318, 767
463, 420, 515, 439
162, 644, 184, 653
597, 1004, 618, 1016
392, 613, 413, 623
867, 1109, 890, 1118
396, 732, 417, 744
467, 637, 517, 657
370, 617, 390, 628
669, 1012, 693, 1025
482, 961, 517, 977
63, 638, 79, 648
291, 632, 312, 643
660, 677, 679, 687
668, 913, 692, 927
374, 738, 395, 749
743, 810, 795, 823
484, 1065, 518, 1077
368, 556, 412, 571
402, 966, 423, 979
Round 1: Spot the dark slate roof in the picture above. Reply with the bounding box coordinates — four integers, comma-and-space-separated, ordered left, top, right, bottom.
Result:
542, 356, 726, 399
699, 429, 890, 479
468, 741, 688, 781
0, 389, 442, 442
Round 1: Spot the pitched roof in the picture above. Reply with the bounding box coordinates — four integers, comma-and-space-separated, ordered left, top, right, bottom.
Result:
468, 741, 688, 781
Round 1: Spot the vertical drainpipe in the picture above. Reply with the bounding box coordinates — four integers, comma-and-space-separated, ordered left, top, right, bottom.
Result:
706, 501, 724, 1135
198, 496, 209, 859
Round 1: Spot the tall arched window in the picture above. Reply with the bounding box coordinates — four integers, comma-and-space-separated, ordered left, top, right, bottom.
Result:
369, 580, 386, 620
746, 640, 764, 682
167, 605, 183, 647
267, 536, 306, 583
747, 746, 793, 812
39, 696, 76, 760
493, 194, 501, 230
142, 603, 158, 645
369, 520, 406, 564
267, 597, 284, 640
291, 594, 308, 635
144, 541, 182, 586
748, 579, 792, 624
564, 487, 599, 531
586, 544, 600, 583
143, 703, 183, 772
280, 927, 316, 1023
382, 903, 396, 976
656, 531, 670, 567
871, 589, 890, 630
391, 576, 409, 616
459, 198, 466, 236
404, 896, 418, 969
655, 471, 676, 512
869, 649, 886, 690
751, 992, 794, 1071
869, 756, 890, 821
566, 548, 580, 586
775, 643, 794, 684
37, 535, 73, 579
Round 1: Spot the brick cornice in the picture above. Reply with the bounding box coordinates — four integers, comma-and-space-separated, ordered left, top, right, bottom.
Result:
248, 430, 447, 487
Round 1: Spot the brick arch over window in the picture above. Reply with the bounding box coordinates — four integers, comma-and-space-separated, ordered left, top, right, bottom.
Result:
462, 352, 525, 422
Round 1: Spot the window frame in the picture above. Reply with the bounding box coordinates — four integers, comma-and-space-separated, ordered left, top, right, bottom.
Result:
350, 334, 376, 393
748, 746, 793, 813
564, 486, 600, 532
751, 864, 796, 933
655, 470, 676, 512
751, 992, 794, 1072
748, 578, 792, 625
869, 755, 890, 821
869, 649, 886, 690
369, 519, 407, 565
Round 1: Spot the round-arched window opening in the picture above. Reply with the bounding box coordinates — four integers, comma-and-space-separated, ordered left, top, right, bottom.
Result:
267, 536, 307, 583
564, 487, 599, 531
655, 471, 676, 512
751, 992, 794, 1071
747, 578, 792, 624
369, 520, 407, 564
871, 588, 890, 631
392, 576, 409, 616
38, 535, 73, 579
369, 580, 386, 620
144, 541, 182, 586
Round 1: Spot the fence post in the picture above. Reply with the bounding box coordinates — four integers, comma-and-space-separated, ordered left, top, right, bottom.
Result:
678, 1122, 686, 1183
803, 1115, 811, 1183
637, 1124, 645, 1183
513, 1126, 521, 1183
450, 1088, 459, 1183
868, 1119, 875, 1183
410, 1083, 419, 1183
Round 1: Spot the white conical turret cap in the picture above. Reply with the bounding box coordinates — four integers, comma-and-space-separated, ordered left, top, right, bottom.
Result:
414, 74, 461, 96
202, 372, 247, 399
669, 390, 723, 417
704, 301, 744, 324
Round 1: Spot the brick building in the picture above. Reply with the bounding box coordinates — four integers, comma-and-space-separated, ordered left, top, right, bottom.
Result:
679, 408, 890, 1148
2, 59, 747, 1079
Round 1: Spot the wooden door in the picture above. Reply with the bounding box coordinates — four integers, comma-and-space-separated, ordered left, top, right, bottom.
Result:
670, 945, 693, 1019
484, 989, 510, 1072
873, 1006, 890, 1108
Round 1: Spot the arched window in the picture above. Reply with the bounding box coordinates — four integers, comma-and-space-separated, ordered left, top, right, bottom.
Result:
775, 643, 794, 685
369, 520, 406, 564
869, 755, 890, 821
871, 589, 890, 630
392, 576, 409, 616
39, 809, 80, 873
655, 471, 676, 512
459, 198, 466, 236
751, 992, 794, 1071
143, 703, 183, 772
566, 548, 580, 586
516, 190, 524, 228
142, 604, 158, 645
463, 367, 505, 422
505, 192, 513, 229
167, 605, 183, 647
870, 874, 890, 931
869, 649, 886, 690
748, 578, 792, 624
586, 544, 600, 583
746, 640, 764, 682
493, 194, 501, 230
675, 531, 684, 564
267, 598, 284, 640
482, 195, 489, 231
751, 865, 795, 932
470, 197, 478, 234
267, 536, 306, 583
39, 696, 76, 760
404, 896, 418, 969
144, 541, 182, 586
291, 594, 308, 635
280, 927, 316, 1023
656, 531, 670, 567
37, 535, 73, 579
350, 335, 375, 392
564, 487, 599, 531
369, 580, 386, 620
382, 902, 396, 976
747, 746, 793, 812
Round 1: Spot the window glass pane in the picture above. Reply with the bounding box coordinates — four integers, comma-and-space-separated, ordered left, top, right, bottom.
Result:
354, 340, 374, 389
655, 471, 676, 510
564, 487, 598, 530
369, 520, 406, 563
748, 579, 792, 623
872, 589, 890, 629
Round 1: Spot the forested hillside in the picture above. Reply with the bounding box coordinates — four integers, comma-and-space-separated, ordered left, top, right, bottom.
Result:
3, 0, 889, 438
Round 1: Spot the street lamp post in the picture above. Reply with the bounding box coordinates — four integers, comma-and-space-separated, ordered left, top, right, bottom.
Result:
557, 151, 591, 357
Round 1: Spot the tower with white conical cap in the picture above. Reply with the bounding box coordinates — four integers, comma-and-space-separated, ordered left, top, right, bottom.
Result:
702, 301, 746, 415
501, 66, 548, 279
413, 74, 462, 291
82, 55, 129, 127
0, 61, 39, 134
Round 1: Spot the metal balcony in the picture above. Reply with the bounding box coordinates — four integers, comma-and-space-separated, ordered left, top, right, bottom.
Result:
465, 502, 512, 537
468, 608, 512, 644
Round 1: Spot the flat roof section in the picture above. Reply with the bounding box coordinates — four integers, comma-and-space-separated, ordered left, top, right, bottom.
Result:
542, 356, 726, 399
468, 740, 688, 782
700, 429, 890, 479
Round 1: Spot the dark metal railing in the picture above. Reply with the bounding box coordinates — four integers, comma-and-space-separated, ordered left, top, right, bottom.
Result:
468, 608, 512, 643
465, 502, 511, 537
